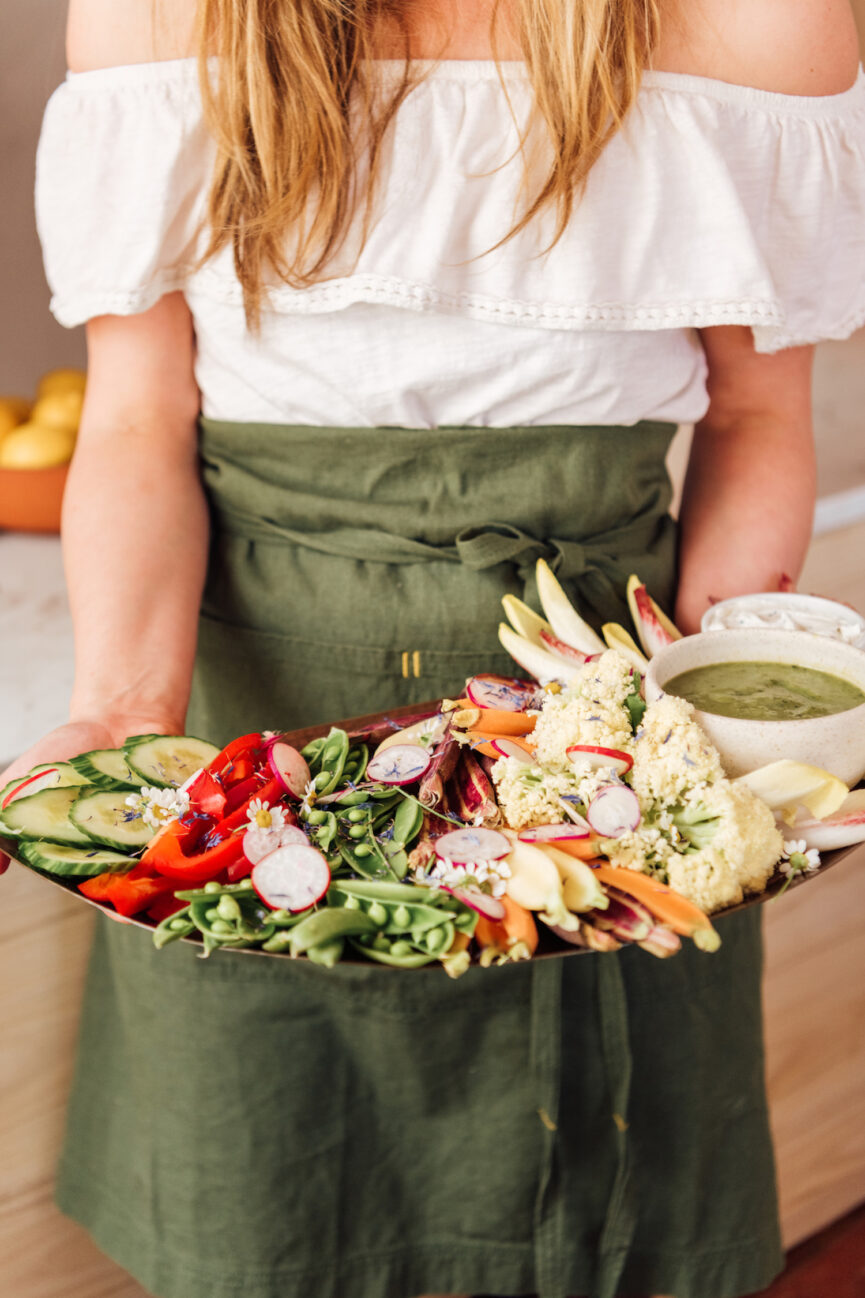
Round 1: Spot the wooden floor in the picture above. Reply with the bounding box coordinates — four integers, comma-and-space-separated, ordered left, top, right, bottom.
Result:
758, 1202, 865, 1298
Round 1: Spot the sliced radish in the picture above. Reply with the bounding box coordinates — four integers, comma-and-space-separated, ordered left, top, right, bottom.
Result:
519, 822, 591, 844
434, 826, 511, 863
2, 766, 60, 809
243, 822, 309, 866
586, 786, 642, 838
466, 674, 539, 712
251, 843, 331, 912
441, 885, 507, 921
366, 744, 432, 786
491, 738, 536, 765
538, 629, 588, 664
268, 742, 311, 798
566, 745, 633, 777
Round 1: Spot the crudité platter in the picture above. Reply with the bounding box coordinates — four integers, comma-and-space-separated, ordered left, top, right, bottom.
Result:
2, 563, 863, 974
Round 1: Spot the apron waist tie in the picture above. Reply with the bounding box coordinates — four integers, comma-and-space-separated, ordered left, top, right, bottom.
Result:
214, 507, 662, 607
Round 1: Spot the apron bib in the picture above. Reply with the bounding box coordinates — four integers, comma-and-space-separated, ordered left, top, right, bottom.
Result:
56, 421, 783, 1298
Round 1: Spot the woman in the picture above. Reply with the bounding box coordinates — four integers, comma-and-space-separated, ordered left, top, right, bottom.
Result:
4, 0, 863, 1295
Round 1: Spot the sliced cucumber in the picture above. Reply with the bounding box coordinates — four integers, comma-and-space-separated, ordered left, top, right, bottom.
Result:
69, 789, 153, 849
70, 748, 142, 790
124, 735, 220, 789
0, 785, 95, 845
1, 762, 89, 810
18, 840, 135, 878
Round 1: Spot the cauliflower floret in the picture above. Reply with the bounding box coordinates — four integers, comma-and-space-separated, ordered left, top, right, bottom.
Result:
603, 821, 679, 875
662, 781, 782, 912
491, 758, 586, 830
630, 694, 723, 803
531, 650, 635, 767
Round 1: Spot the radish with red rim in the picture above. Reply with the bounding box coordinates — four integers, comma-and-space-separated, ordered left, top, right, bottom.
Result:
268, 742, 311, 798
519, 822, 591, 845
490, 738, 536, 765
466, 675, 539, 712
441, 885, 506, 921
1, 766, 62, 809
366, 744, 432, 786
434, 826, 511, 864
566, 745, 633, 777
586, 786, 642, 838
244, 822, 309, 866
251, 843, 331, 912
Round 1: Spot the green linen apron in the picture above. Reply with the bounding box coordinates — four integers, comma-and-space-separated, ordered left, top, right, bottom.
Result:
56, 420, 783, 1298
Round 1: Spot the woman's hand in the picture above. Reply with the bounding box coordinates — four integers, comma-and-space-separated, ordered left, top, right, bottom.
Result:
0, 711, 180, 874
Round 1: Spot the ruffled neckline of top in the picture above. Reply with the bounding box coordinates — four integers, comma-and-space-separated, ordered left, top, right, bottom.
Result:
63, 54, 865, 120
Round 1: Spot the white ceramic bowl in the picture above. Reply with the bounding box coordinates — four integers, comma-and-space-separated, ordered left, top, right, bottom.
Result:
701, 591, 865, 647
645, 629, 865, 783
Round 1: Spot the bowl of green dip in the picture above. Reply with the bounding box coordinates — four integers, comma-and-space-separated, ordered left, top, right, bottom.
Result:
645, 629, 865, 783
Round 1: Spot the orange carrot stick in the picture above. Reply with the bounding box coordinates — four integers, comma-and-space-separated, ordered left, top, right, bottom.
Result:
475, 896, 539, 965
452, 701, 536, 737
592, 865, 720, 951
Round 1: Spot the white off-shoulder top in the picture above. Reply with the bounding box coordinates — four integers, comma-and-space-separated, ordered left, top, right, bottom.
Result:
36, 58, 865, 428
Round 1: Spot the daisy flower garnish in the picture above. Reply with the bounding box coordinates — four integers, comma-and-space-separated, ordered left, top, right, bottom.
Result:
125, 785, 190, 831
245, 798, 287, 832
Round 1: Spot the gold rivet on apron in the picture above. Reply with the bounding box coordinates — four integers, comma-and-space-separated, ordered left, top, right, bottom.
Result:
412, 650, 422, 678
401, 651, 410, 679
537, 1107, 558, 1132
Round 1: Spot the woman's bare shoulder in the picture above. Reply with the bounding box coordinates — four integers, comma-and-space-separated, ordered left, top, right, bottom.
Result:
657, 0, 860, 95
67, 0, 198, 73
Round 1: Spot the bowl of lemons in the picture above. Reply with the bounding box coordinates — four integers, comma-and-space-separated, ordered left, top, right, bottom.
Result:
0, 367, 85, 532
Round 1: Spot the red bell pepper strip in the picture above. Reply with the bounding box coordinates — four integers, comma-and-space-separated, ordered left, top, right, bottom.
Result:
146, 893, 188, 923
209, 733, 266, 788
185, 767, 228, 819
141, 776, 285, 884
79, 867, 177, 918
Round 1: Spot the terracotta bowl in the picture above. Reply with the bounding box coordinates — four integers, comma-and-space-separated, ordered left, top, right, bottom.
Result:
0, 463, 69, 533
645, 629, 865, 784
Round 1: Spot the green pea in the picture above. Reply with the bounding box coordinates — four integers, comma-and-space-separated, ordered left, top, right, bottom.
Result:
342, 894, 361, 910
347, 808, 366, 824
344, 762, 358, 776
270, 908, 290, 923
425, 926, 448, 953
393, 905, 412, 928
169, 916, 191, 931
209, 919, 235, 936
367, 901, 389, 927
348, 825, 367, 840
389, 940, 414, 958
307, 809, 327, 826
353, 843, 372, 859
217, 895, 242, 922
205, 906, 221, 922
204, 880, 222, 894
314, 771, 332, 791
371, 934, 391, 952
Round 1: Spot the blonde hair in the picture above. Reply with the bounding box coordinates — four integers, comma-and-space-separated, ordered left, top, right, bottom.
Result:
196, 1, 660, 324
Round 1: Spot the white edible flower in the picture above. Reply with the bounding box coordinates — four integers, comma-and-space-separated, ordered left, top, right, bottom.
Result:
245, 798, 286, 832
299, 780, 318, 816
125, 785, 190, 831
413, 856, 512, 898
779, 839, 821, 877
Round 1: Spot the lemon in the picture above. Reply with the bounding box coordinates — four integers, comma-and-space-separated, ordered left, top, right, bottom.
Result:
37, 367, 87, 398
30, 389, 84, 432
0, 396, 32, 440
0, 422, 76, 469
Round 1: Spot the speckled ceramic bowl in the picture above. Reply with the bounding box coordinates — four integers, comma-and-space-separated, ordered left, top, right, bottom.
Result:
645, 629, 865, 783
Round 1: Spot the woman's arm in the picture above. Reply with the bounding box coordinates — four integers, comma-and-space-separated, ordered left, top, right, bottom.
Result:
0, 295, 205, 864
674, 326, 816, 634
64, 294, 207, 733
